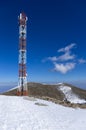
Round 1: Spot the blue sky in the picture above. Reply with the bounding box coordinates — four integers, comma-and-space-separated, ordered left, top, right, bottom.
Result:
0, 0, 86, 89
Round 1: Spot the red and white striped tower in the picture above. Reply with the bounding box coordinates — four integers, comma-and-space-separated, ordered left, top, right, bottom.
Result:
17, 13, 28, 96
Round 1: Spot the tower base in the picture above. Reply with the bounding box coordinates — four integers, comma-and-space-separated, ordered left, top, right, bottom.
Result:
17, 90, 28, 96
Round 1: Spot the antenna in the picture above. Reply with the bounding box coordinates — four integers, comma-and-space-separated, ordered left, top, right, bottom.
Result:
17, 12, 28, 96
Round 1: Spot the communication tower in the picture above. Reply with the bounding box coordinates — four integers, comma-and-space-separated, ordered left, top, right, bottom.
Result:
17, 13, 28, 96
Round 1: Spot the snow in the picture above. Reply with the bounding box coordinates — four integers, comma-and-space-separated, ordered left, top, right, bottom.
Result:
59, 85, 86, 104
6, 86, 18, 92
0, 95, 86, 130
57, 82, 63, 85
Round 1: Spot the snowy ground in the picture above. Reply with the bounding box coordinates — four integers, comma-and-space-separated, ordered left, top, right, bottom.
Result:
59, 85, 86, 104
0, 95, 86, 130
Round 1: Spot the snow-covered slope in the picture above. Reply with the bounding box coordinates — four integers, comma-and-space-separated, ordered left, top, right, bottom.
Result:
0, 95, 86, 130
6, 86, 18, 92
59, 85, 86, 104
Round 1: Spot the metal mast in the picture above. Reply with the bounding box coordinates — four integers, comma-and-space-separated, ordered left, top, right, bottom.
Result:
17, 12, 28, 96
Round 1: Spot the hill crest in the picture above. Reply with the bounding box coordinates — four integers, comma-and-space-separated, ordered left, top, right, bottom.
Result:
3, 82, 86, 108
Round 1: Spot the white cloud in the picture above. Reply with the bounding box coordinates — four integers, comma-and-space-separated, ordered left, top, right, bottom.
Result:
42, 43, 85, 74
46, 52, 75, 62
78, 59, 86, 64
57, 52, 75, 61
48, 56, 57, 62
53, 62, 76, 74
44, 43, 76, 62
42, 56, 58, 62
57, 43, 76, 61
58, 43, 76, 53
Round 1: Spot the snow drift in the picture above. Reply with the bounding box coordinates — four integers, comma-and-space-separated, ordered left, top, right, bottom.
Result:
59, 84, 86, 104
